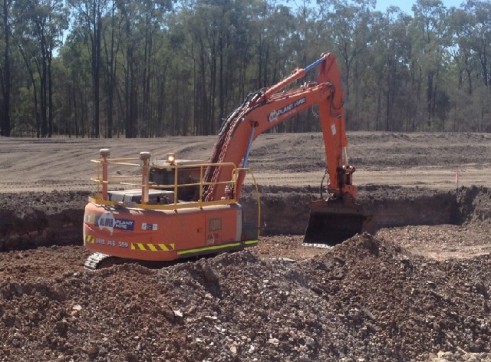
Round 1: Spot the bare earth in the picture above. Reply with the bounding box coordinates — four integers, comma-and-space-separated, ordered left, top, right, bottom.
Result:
1, 132, 491, 361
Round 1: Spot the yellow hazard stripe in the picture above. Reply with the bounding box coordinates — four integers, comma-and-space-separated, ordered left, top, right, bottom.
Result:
177, 242, 241, 256
176, 239, 258, 256
137, 243, 146, 251
177, 240, 259, 256
123, 241, 257, 255
244, 240, 258, 245
147, 244, 158, 252
130, 242, 175, 252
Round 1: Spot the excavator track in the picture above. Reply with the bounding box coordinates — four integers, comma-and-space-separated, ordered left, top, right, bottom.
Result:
303, 243, 333, 249
84, 252, 205, 270
84, 252, 118, 270
85, 252, 151, 270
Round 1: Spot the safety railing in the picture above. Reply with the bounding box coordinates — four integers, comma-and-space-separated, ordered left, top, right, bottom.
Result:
89, 148, 246, 210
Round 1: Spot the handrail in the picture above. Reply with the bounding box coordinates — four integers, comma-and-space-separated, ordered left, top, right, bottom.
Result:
90, 149, 242, 210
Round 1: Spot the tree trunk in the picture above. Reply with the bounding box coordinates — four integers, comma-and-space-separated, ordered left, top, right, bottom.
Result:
1, 0, 11, 136
48, 51, 53, 137
91, 1, 101, 138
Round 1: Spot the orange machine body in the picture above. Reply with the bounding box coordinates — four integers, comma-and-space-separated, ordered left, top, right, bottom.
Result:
84, 52, 361, 264
84, 201, 251, 261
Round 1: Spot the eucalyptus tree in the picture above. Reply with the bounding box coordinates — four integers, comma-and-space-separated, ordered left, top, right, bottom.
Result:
290, 0, 325, 66
176, 1, 214, 135
177, 0, 267, 135
463, 0, 491, 90
140, 0, 173, 136
254, 1, 332, 133
114, 0, 172, 138
0, 0, 12, 136
316, 0, 376, 130
12, 0, 68, 137
409, 0, 450, 130
448, 7, 475, 94
464, 0, 491, 131
69, 0, 109, 138
58, 29, 92, 136
100, 0, 121, 137
254, 2, 297, 87
446, 6, 479, 130
367, 7, 415, 131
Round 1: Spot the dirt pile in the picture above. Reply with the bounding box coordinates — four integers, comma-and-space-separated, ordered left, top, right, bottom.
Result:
0, 233, 490, 361
159, 234, 491, 361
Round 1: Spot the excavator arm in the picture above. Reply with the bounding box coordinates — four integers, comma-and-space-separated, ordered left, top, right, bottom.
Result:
203, 53, 373, 245
204, 53, 356, 202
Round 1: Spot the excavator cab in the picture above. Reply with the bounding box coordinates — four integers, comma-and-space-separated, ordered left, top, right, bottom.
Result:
148, 153, 204, 202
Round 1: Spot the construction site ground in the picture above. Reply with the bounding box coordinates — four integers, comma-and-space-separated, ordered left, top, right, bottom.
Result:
1, 132, 491, 361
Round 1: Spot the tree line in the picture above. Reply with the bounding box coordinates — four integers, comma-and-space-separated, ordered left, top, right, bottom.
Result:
0, 0, 490, 138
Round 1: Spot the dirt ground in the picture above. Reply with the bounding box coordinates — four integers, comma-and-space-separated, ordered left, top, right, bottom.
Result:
1, 132, 491, 361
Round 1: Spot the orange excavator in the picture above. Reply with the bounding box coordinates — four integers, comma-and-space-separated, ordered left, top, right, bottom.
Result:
83, 53, 372, 269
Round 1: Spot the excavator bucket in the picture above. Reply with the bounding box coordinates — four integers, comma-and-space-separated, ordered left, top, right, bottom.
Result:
304, 198, 374, 246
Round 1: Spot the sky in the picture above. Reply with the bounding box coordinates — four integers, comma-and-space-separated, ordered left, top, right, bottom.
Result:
374, 0, 464, 14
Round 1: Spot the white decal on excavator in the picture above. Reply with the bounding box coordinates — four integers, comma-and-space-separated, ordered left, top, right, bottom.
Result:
98, 212, 116, 235
97, 212, 135, 235
142, 223, 158, 231
268, 97, 306, 122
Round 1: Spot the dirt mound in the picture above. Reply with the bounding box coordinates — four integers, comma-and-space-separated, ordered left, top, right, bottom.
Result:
1, 234, 490, 361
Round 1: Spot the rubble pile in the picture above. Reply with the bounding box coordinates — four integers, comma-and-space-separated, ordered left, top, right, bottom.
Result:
1, 232, 490, 361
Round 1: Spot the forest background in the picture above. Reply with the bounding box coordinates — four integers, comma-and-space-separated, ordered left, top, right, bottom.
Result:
0, 0, 489, 138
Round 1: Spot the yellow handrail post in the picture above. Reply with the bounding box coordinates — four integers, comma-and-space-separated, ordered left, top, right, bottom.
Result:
99, 148, 110, 201
140, 152, 151, 205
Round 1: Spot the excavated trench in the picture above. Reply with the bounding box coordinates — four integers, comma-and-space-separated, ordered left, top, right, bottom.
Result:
245, 185, 488, 236
0, 185, 489, 252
